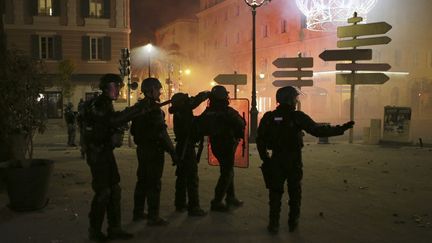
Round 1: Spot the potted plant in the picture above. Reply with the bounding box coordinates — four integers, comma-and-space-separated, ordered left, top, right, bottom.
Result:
0, 48, 54, 211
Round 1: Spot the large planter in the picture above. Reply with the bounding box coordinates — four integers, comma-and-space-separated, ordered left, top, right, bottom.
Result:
5, 159, 54, 211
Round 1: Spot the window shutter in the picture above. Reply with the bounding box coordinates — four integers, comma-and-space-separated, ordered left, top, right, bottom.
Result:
52, 0, 61, 16
103, 0, 111, 19
54, 35, 62, 60
29, 0, 38, 16
81, 0, 89, 18
31, 34, 40, 59
82, 36, 90, 60
103, 36, 111, 60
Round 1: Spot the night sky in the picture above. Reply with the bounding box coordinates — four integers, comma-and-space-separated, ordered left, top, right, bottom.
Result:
130, 0, 200, 47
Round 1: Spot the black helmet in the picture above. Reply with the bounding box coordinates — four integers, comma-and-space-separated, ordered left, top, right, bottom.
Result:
276, 86, 300, 104
99, 73, 123, 90
210, 85, 229, 100
141, 77, 162, 94
171, 92, 189, 107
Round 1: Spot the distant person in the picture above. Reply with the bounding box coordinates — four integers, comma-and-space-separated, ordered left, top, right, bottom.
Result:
82, 73, 154, 241
256, 86, 354, 234
64, 102, 76, 146
131, 78, 178, 226
168, 91, 210, 216
77, 98, 86, 158
197, 85, 246, 212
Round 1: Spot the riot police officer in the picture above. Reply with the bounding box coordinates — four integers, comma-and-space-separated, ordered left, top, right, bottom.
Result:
168, 91, 210, 216
64, 102, 76, 146
198, 85, 246, 212
256, 86, 355, 234
84, 73, 151, 242
131, 77, 178, 226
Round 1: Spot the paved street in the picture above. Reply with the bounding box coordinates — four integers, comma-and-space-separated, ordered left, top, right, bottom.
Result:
1, 123, 432, 243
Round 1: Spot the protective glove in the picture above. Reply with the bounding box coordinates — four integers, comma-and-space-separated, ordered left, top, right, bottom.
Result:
341, 121, 355, 131
197, 91, 211, 99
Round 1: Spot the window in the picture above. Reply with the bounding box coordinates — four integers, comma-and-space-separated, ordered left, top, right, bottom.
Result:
31, 35, 61, 60
262, 25, 268, 38
38, 0, 53, 16
40, 36, 54, 59
89, 0, 104, 18
281, 19, 287, 33
412, 51, 419, 67
90, 37, 103, 60
82, 36, 111, 61
428, 52, 432, 68
394, 49, 401, 67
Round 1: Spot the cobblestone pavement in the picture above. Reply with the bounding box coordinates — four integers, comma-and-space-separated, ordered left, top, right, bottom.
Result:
0, 124, 431, 243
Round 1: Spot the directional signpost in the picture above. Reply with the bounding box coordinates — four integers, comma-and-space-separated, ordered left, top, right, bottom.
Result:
272, 53, 314, 110
213, 73, 247, 98
319, 12, 392, 143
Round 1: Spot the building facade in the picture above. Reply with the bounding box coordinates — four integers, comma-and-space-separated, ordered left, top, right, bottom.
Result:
4, 0, 131, 118
156, 0, 432, 142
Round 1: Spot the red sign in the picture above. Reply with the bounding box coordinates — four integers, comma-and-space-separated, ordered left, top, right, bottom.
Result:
208, 99, 250, 168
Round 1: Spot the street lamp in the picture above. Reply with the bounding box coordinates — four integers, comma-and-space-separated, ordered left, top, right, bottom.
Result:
145, 43, 153, 77
244, 0, 271, 143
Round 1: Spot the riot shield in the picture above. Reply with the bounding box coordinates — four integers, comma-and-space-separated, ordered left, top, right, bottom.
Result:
208, 98, 250, 168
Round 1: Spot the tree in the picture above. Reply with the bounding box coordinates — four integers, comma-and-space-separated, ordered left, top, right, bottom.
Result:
57, 59, 75, 102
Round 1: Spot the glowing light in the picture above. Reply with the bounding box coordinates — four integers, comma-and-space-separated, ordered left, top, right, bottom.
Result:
295, 0, 378, 31
37, 93, 44, 102
259, 73, 265, 79
145, 43, 153, 53
210, 81, 216, 86
184, 69, 191, 75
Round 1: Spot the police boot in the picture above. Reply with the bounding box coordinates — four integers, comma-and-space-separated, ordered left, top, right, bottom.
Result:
88, 228, 108, 242
132, 212, 148, 222
210, 199, 229, 212
267, 218, 279, 235
107, 228, 134, 240
147, 216, 169, 226
288, 207, 300, 232
225, 198, 244, 208
268, 190, 282, 234
188, 207, 207, 217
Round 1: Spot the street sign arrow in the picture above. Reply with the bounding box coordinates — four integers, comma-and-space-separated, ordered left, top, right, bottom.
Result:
272, 57, 313, 68
214, 74, 247, 85
272, 70, 313, 78
348, 16, 363, 24
337, 22, 392, 38
336, 63, 391, 71
272, 80, 313, 87
336, 73, 390, 85
319, 49, 372, 61
337, 36, 391, 48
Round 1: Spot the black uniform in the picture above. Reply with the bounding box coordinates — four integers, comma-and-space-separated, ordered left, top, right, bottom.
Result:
168, 92, 208, 214
256, 104, 352, 232
199, 100, 245, 209
131, 97, 176, 222
64, 106, 76, 146
77, 99, 86, 158
83, 94, 145, 236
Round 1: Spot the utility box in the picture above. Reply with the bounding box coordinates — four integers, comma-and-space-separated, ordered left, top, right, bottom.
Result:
382, 106, 412, 143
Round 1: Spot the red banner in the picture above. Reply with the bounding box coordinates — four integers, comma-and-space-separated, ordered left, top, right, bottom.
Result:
207, 99, 250, 168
